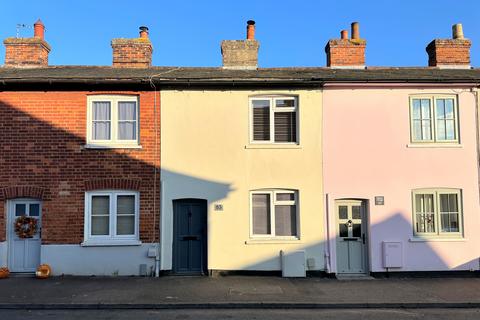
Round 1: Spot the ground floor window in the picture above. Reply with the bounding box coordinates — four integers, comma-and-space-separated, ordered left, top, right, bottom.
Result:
84, 190, 139, 243
412, 188, 462, 238
250, 189, 298, 238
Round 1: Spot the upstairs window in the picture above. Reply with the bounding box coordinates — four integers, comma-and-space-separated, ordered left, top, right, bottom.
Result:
250, 97, 298, 144
410, 96, 459, 143
87, 95, 139, 147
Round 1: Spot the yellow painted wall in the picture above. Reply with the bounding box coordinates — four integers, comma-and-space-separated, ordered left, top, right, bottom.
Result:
160, 89, 324, 271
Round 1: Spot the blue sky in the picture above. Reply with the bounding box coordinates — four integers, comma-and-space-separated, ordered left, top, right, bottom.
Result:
1, 0, 479, 67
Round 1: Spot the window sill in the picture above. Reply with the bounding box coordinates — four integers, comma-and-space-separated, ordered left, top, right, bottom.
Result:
83, 144, 143, 150
81, 240, 142, 247
409, 237, 465, 242
245, 238, 302, 245
406, 143, 462, 148
245, 144, 302, 149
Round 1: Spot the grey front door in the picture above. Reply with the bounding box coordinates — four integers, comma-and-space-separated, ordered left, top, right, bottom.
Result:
173, 199, 207, 274
336, 200, 368, 274
8, 199, 42, 273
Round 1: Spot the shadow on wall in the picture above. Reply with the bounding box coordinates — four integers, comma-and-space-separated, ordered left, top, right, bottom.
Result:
0, 98, 478, 275
232, 211, 479, 274
0, 96, 235, 273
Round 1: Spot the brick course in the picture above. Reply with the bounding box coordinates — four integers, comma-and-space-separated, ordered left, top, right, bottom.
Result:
0, 91, 160, 244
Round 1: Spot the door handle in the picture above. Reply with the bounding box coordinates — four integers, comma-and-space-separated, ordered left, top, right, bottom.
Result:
362, 233, 366, 244
182, 235, 198, 241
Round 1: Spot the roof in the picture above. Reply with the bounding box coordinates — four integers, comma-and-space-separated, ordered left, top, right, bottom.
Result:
1, 66, 480, 86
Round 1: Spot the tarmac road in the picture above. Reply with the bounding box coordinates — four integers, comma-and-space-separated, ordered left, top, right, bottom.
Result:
1, 308, 479, 320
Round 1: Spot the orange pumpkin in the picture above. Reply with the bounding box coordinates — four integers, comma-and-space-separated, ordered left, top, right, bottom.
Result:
0, 267, 9, 279
35, 264, 51, 279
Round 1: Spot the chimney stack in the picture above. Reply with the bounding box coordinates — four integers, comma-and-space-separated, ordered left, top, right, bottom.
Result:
111, 26, 153, 68
3, 19, 51, 67
325, 22, 366, 68
426, 24, 471, 68
221, 20, 260, 69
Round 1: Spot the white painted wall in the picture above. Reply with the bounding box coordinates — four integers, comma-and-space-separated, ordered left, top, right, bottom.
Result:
0, 241, 7, 267
41, 244, 157, 276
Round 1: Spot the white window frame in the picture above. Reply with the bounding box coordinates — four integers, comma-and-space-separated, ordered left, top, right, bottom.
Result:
249, 189, 299, 239
83, 190, 140, 245
249, 96, 299, 144
409, 95, 459, 144
411, 188, 463, 239
86, 95, 140, 148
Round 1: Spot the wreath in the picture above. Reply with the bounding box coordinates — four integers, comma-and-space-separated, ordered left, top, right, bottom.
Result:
14, 216, 38, 238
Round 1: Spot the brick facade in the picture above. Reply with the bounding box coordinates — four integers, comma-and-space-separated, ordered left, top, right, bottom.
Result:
0, 91, 160, 244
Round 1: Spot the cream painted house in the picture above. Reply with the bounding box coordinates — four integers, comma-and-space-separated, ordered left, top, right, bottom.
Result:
160, 88, 324, 274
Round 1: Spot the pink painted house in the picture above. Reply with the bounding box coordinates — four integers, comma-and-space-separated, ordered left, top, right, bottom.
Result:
323, 23, 480, 275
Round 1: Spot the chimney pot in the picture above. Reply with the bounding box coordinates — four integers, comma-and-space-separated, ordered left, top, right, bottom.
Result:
139, 26, 149, 39
247, 20, 255, 40
34, 19, 45, 40
351, 22, 360, 39
340, 30, 348, 39
452, 23, 464, 39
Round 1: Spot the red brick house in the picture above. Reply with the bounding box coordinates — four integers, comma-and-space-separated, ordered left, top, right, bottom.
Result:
0, 21, 161, 275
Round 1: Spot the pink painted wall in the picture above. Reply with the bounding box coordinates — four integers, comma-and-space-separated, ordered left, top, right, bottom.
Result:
323, 85, 480, 272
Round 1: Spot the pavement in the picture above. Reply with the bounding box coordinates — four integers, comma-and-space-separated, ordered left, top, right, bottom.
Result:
0, 275, 479, 309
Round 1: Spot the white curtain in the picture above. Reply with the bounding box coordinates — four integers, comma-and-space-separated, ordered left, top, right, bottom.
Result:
93, 102, 111, 140
118, 102, 137, 140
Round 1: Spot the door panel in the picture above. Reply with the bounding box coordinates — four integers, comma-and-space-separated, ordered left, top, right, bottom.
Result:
8, 199, 42, 273
336, 200, 368, 274
173, 199, 207, 274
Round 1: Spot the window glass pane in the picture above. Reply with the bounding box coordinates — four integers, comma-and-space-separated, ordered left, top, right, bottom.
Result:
118, 102, 136, 120
415, 194, 435, 233
412, 99, 421, 119
445, 120, 455, 140
93, 102, 111, 120
444, 99, 454, 119
275, 205, 297, 236
339, 224, 348, 237
252, 107, 270, 141
275, 99, 295, 108
252, 100, 270, 108
352, 206, 361, 219
91, 216, 109, 235
352, 223, 361, 237
439, 194, 459, 232
421, 99, 431, 119
276, 193, 294, 201
274, 111, 296, 142
436, 99, 445, 119
422, 120, 431, 140
93, 122, 111, 140
92, 196, 109, 215
117, 195, 135, 214
29, 204, 40, 216
436, 120, 446, 140
339, 206, 348, 219
15, 204, 26, 216
118, 122, 136, 140
413, 120, 422, 140
117, 216, 135, 235
252, 194, 271, 235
